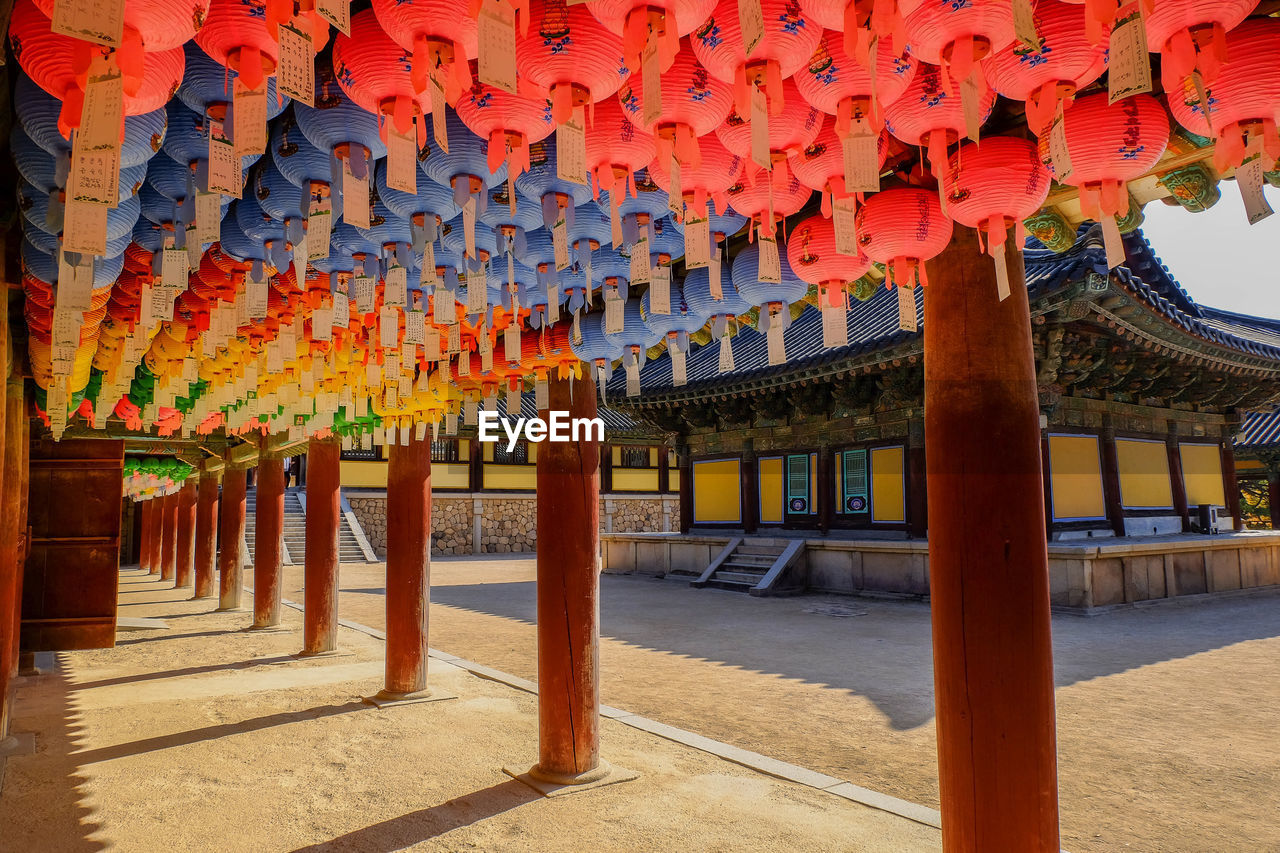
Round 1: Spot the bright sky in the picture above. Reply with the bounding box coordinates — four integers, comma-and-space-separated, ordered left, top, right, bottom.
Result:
1139, 183, 1280, 319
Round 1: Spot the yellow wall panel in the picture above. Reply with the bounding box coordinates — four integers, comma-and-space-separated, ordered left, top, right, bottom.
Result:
1116, 439, 1173, 509
870, 446, 905, 523
612, 468, 660, 492
340, 460, 387, 488
693, 459, 741, 524
434, 462, 471, 490
1180, 443, 1225, 507
758, 457, 783, 524
483, 464, 536, 491
1048, 435, 1106, 521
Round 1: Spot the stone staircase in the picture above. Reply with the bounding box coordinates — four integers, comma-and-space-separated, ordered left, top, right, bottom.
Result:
244, 489, 375, 564
692, 537, 807, 595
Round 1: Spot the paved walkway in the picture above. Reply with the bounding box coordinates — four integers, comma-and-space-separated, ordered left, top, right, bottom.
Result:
281, 556, 1280, 853
0, 569, 941, 852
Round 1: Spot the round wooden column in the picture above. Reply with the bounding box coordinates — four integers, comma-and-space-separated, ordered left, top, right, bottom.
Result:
532, 374, 603, 783
146, 496, 163, 574
193, 472, 219, 599
0, 382, 20, 744
923, 225, 1060, 852
378, 435, 432, 698
301, 439, 341, 655
253, 456, 286, 628
139, 500, 153, 572
217, 467, 247, 611
160, 492, 178, 581
175, 478, 197, 589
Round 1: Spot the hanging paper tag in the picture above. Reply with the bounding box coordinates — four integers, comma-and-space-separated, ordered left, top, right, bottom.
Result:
832, 197, 859, 256
420, 240, 438, 287
307, 205, 332, 261
738, 0, 765, 56
447, 323, 461, 353
605, 292, 624, 333
553, 214, 570, 271
387, 121, 418, 193
821, 301, 848, 348
547, 283, 560, 322
405, 309, 425, 345
477, 0, 518, 95
312, 306, 333, 341
1108, 4, 1152, 104
62, 197, 108, 256
354, 276, 376, 313
1048, 113, 1074, 183
610, 193, 623, 248
342, 159, 371, 229
162, 248, 188, 292
333, 288, 350, 327
1012, 0, 1039, 51
556, 108, 588, 186
842, 131, 880, 194
1101, 215, 1126, 268
69, 56, 122, 207
992, 242, 1012, 302
750, 84, 770, 172
766, 317, 786, 365
625, 361, 641, 397
650, 264, 671, 314
463, 196, 477, 258
208, 121, 239, 196
1238, 153, 1275, 225
897, 286, 917, 332
684, 214, 710, 269
385, 266, 408, 306
277, 22, 315, 106
195, 191, 222, 248
959, 76, 982, 143
316, 0, 350, 35
52, 0, 124, 45
710, 247, 723, 300
758, 235, 782, 283
466, 279, 486, 316
642, 40, 663, 127
671, 347, 687, 385
380, 305, 400, 348
501, 326, 519, 362
56, 252, 94, 312
429, 69, 449, 153
233, 81, 268, 157
718, 335, 735, 372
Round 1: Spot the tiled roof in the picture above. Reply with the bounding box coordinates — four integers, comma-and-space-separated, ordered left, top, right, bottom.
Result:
611, 226, 1280, 401
1236, 407, 1280, 448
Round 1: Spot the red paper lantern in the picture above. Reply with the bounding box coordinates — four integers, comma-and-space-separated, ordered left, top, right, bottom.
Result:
942, 136, 1050, 276
903, 0, 1015, 96
454, 67, 555, 179
789, 123, 889, 215
616, 41, 734, 166
689, 0, 823, 115
884, 62, 996, 176
585, 96, 658, 198
983, 0, 1110, 135
648, 132, 744, 214
1144, 0, 1256, 94
799, 0, 923, 64
370, 0, 478, 104
516, 0, 629, 125
195, 0, 328, 92
724, 170, 813, 237
1165, 17, 1280, 172
333, 9, 431, 139
9, 0, 185, 135
1047, 91, 1168, 221
714, 78, 824, 185
794, 30, 918, 137
32, 0, 209, 52
787, 213, 871, 307
855, 187, 953, 288
586, 0, 717, 71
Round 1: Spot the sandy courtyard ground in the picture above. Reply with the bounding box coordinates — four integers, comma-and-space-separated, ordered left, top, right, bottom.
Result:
272, 556, 1280, 853
0, 570, 941, 852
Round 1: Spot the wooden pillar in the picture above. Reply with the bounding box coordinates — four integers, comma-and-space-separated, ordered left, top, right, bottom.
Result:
533, 373, 603, 783
11, 401, 28, 676
174, 478, 197, 589
601, 442, 614, 494
923, 225, 1060, 852
0, 382, 20, 745
217, 467, 247, 611
1221, 439, 1244, 531
658, 445, 670, 494
302, 439, 341, 655
378, 436, 432, 698
817, 445, 834, 535
468, 438, 483, 492
253, 456, 286, 628
741, 446, 758, 533
1099, 428, 1127, 537
908, 440, 928, 539
1167, 434, 1191, 532
146, 494, 163, 574
159, 492, 178, 581
193, 471, 219, 599
138, 500, 153, 572
678, 444, 693, 533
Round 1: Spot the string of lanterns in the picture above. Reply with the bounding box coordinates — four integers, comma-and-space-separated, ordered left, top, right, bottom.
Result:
7, 0, 1275, 448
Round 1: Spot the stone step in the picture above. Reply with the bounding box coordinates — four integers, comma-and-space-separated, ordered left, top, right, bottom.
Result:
720, 561, 769, 574
735, 545, 787, 558
713, 570, 764, 586
726, 553, 776, 567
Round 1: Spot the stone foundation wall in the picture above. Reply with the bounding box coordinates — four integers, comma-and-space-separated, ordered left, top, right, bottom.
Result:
346, 492, 679, 558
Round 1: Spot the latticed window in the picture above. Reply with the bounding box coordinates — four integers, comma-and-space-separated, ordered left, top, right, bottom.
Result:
431, 439, 459, 463
493, 442, 529, 465
618, 446, 651, 468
